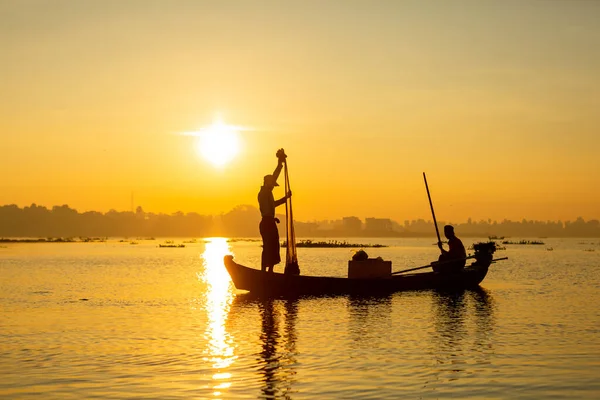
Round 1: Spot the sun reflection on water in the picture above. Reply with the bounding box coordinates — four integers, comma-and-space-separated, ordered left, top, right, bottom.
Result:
198, 237, 236, 396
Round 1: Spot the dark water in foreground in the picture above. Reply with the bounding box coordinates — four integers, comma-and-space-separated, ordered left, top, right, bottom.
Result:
1, 238, 599, 399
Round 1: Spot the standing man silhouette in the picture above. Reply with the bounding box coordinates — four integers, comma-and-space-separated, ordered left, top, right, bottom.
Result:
258, 148, 292, 272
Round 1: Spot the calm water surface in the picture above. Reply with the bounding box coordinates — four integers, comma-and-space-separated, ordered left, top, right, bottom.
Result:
1, 238, 599, 399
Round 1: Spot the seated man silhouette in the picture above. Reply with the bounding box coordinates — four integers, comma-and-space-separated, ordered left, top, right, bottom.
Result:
433, 225, 467, 273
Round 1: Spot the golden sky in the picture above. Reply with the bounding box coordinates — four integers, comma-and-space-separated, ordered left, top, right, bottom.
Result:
1, 1, 599, 223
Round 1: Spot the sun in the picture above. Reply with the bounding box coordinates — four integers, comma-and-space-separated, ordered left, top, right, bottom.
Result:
194, 119, 242, 167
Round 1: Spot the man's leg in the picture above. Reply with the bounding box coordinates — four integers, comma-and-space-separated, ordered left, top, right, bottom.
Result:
260, 241, 267, 272
259, 219, 268, 272
263, 219, 279, 273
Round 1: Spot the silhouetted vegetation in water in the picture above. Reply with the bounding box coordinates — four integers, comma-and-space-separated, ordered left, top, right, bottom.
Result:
159, 243, 185, 248
502, 240, 545, 245
488, 235, 505, 240
281, 239, 387, 248
469, 241, 506, 251
80, 237, 107, 242
0, 237, 78, 243
578, 241, 600, 246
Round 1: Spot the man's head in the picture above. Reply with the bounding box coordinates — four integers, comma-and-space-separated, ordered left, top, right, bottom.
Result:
443, 225, 455, 239
263, 174, 279, 188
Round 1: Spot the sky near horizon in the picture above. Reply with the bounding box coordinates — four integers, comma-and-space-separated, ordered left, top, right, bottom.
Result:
1, 0, 599, 224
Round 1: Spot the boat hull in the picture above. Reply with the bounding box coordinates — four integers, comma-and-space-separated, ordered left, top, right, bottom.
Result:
224, 255, 490, 297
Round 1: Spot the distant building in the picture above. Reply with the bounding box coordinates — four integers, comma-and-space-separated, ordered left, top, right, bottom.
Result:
365, 217, 393, 233
296, 222, 319, 236
342, 216, 362, 233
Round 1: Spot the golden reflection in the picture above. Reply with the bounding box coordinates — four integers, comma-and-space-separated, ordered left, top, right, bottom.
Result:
212, 372, 232, 380
430, 288, 495, 381
257, 298, 299, 398
347, 294, 393, 349
198, 237, 236, 396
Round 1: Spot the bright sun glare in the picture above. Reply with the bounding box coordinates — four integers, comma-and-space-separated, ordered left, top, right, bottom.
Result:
193, 119, 242, 167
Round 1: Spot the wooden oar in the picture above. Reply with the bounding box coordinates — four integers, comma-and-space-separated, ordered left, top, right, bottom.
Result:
392, 256, 475, 275
391, 256, 508, 275
423, 172, 442, 254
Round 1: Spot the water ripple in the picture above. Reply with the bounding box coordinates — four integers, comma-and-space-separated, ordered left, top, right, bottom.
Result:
1, 239, 600, 398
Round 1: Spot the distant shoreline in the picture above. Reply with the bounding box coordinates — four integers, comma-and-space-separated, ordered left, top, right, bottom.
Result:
1, 204, 599, 238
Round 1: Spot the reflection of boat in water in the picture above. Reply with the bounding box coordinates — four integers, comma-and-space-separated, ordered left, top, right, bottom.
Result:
231, 294, 298, 398
346, 294, 393, 348
224, 250, 496, 297
429, 288, 496, 377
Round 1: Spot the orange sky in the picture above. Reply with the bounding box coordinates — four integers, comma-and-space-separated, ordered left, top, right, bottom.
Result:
1, 1, 599, 223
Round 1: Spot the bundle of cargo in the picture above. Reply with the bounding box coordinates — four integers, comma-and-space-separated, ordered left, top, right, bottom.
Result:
348, 250, 391, 279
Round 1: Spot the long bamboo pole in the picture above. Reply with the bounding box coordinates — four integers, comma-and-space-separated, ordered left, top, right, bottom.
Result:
391, 256, 508, 276
423, 172, 442, 254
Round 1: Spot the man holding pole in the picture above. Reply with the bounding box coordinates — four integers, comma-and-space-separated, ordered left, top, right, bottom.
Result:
423, 172, 467, 273
435, 225, 467, 272
258, 148, 292, 273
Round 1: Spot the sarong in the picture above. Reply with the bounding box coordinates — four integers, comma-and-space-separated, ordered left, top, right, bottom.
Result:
259, 217, 281, 270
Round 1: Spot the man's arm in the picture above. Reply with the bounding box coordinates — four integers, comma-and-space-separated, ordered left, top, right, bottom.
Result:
274, 196, 286, 207
438, 241, 447, 254
274, 191, 291, 207
271, 161, 283, 182
271, 148, 287, 183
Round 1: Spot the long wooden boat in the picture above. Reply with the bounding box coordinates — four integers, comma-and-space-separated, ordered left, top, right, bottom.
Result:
224, 247, 496, 297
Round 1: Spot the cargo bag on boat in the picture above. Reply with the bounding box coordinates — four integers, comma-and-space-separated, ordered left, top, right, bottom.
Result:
348, 258, 392, 279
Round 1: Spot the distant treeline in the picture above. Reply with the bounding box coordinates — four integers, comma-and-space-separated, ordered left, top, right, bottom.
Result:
0, 203, 599, 238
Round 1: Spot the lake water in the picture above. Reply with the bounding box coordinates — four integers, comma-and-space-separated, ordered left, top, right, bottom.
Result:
1, 237, 599, 399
